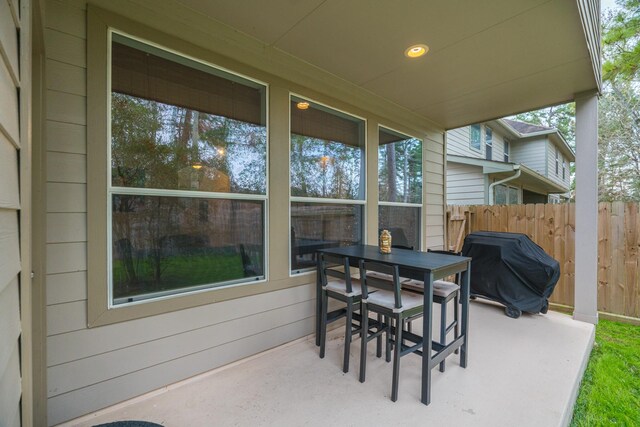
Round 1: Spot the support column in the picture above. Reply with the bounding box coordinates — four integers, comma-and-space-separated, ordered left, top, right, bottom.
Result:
574, 92, 599, 324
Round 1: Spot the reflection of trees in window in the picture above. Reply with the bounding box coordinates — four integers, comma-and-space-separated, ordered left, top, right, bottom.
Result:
290, 134, 362, 199
111, 94, 266, 194
378, 137, 422, 204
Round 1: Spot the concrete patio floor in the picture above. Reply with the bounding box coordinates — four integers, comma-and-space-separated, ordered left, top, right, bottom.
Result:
62, 300, 594, 427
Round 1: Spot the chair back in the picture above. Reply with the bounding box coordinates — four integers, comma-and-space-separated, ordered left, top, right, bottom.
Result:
427, 249, 462, 283
359, 261, 403, 309
319, 253, 354, 293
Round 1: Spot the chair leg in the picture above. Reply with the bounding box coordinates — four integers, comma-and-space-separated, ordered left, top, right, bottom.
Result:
391, 316, 402, 402
376, 313, 382, 358
439, 301, 447, 372
359, 303, 369, 383
343, 298, 353, 373
319, 291, 328, 359
454, 293, 460, 355
385, 316, 391, 363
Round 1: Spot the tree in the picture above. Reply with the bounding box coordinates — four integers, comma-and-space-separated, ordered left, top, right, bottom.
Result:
602, 0, 640, 81
598, 2, 640, 201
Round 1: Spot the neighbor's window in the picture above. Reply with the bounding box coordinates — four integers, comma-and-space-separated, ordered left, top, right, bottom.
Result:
109, 34, 267, 304
555, 148, 559, 175
485, 126, 493, 160
504, 140, 510, 162
563, 161, 567, 180
494, 184, 519, 205
290, 96, 365, 273
378, 127, 422, 250
470, 124, 481, 151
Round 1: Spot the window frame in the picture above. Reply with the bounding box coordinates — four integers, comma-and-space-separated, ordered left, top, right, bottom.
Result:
555, 148, 559, 175
377, 125, 422, 250
504, 140, 510, 162
87, 10, 273, 326
469, 124, 482, 152
288, 93, 367, 276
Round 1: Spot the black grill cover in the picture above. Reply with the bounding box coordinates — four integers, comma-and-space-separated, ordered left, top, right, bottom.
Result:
461, 231, 560, 314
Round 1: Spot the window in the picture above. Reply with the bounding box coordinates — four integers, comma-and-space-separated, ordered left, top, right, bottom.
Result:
108, 34, 267, 305
494, 184, 519, 205
555, 148, 559, 175
563, 161, 567, 180
470, 124, 481, 151
378, 127, 422, 249
485, 126, 493, 160
290, 96, 365, 273
504, 140, 510, 162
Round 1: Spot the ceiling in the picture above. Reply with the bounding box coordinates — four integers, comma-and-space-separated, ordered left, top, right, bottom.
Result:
176, 0, 599, 130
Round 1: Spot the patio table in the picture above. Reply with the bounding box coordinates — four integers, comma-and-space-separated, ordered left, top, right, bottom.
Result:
315, 244, 471, 405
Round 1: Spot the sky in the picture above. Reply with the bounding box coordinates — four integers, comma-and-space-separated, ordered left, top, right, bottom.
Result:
601, 0, 621, 12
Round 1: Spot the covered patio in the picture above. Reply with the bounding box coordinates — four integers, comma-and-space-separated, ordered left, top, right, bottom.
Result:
0, 0, 602, 426
64, 301, 594, 427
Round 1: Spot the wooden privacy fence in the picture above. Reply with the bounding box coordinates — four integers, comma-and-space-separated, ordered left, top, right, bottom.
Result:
446, 202, 640, 320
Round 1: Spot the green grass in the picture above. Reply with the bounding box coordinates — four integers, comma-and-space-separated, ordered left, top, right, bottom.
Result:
113, 253, 246, 299
571, 319, 640, 426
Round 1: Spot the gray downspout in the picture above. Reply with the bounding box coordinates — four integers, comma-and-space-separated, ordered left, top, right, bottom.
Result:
488, 166, 521, 205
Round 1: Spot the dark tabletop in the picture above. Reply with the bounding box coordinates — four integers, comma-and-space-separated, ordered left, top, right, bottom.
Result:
318, 244, 470, 275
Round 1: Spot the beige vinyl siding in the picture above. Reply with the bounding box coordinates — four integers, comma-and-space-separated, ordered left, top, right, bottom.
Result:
446, 163, 486, 205
509, 137, 546, 175
44, 1, 447, 424
425, 136, 445, 249
445, 127, 483, 158
0, 0, 23, 425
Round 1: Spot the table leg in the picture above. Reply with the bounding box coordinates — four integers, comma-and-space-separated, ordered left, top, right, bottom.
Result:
460, 262, 470, 368
315, 259, 321, 346
420, 271, 434, 405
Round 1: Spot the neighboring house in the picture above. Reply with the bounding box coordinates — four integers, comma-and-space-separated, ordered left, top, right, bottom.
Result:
446, 119, 575, 205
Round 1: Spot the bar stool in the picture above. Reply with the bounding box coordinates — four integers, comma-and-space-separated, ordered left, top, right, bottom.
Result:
318, 253, 387, 373
359, 261, 424, 402
403, 249, 461, 372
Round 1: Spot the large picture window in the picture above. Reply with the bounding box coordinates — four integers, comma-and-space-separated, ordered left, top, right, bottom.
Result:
378, 127, 422, 249
290, 96, 365, 273
108, 33, 267, 304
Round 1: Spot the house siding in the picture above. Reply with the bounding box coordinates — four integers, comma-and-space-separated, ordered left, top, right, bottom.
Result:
446, 162, 486, 205
43, 1, 446, 424
546, 139, 572, 189
490, 128, 505, 162
0, 1, 24, 426
446, 127, 483, 159
509, 137, 547, 175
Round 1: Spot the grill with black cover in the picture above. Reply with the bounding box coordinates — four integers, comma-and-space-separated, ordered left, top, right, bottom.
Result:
461, 231, 560, 318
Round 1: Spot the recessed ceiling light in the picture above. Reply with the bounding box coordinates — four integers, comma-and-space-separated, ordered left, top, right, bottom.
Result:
296, 101, 310, 110
405, 44, 429, 58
